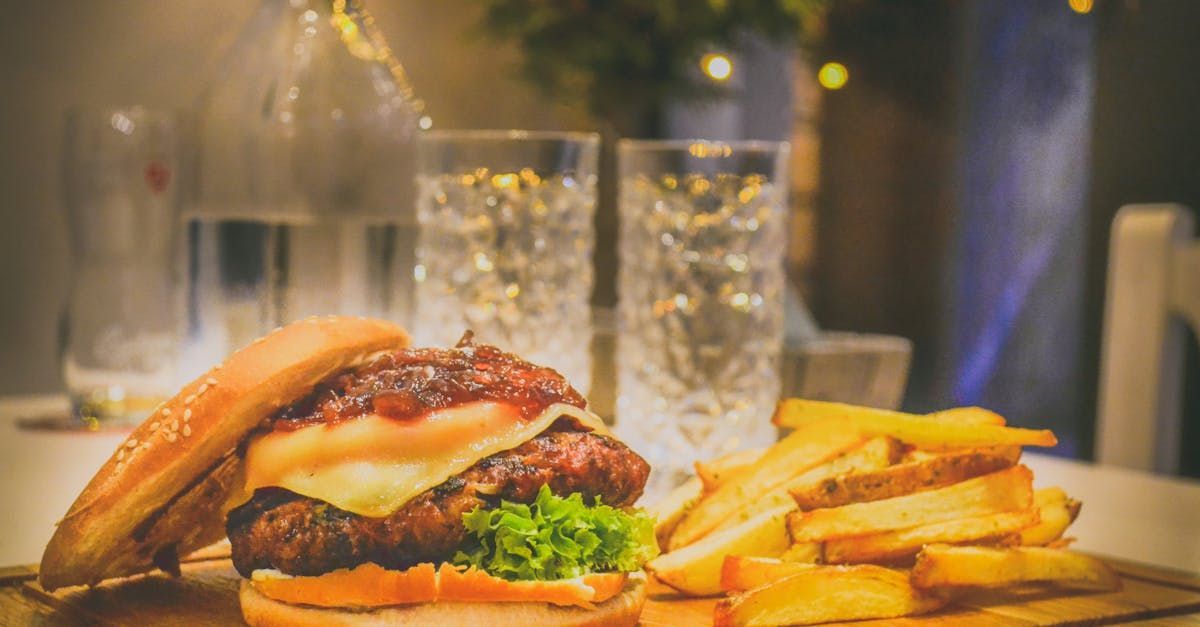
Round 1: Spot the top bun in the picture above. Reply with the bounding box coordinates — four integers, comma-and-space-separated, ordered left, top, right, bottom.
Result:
39, 316, 410, 591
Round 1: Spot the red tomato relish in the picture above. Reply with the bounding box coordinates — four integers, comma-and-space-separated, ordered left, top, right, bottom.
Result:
272, 332, 586, 431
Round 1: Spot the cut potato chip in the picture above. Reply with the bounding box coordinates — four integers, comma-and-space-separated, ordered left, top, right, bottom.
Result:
712, 436, 900, 533
1020, 487, 1082, 547
669, 421, 865, 550
788, 465, 1034, 543
648, 505, 792, 596
773, 399, 1057, 448
720, 556, 817, 593
696, 447, 767, 494
790, 446, 1021, 511
822, 507, 1040, 564
647, 477, 703, 550
713, 564, 945, 626
911, 544, 1121, 591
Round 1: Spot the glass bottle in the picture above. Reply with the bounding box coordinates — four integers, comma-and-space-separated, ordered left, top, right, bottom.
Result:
188, 0, 421, 375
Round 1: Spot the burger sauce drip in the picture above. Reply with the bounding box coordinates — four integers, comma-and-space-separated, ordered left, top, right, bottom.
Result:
272, 331, 587, 431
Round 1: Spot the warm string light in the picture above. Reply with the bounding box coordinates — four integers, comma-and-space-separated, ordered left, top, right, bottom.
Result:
1068, 0, 1094, 14
818, 62, 849, 90
700, 52, 734, 82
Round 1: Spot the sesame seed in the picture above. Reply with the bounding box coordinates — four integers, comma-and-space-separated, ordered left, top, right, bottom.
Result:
162, 408, 171, 416
170, 420, 180, 431
206, 377, 218, 386
126, 439, 138, 448
183, 409, 192, 421
183, 424, 192, 437
117, 449, 125, 461
166, 432, 178, 443
197, 384, 208, 396
185, 395, 195, 405
150, 421, 160, 430
141, 441, 150, 449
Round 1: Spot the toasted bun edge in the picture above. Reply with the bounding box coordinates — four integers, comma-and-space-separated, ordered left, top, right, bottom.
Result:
239, 572, 647, 627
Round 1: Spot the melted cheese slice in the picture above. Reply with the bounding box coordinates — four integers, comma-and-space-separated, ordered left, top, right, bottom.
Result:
239, 402, 607, 518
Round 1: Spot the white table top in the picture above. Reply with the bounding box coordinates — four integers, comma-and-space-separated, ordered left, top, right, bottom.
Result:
2, 395, 1198, 573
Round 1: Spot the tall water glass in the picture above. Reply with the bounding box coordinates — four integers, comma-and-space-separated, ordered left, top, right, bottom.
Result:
62, 107, 183, 426
616, 139, 790, 497
414, 131, 598, 391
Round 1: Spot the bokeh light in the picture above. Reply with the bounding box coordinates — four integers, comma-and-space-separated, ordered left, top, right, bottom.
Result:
700, 53, 734, 82
1068, 0, 1094, 14
818, 62, 849, 90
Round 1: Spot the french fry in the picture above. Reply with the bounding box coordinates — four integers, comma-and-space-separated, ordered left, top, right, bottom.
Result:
788, 465, 1034, 543
822, 507, 1041, 564
926, 406, 1007, 425
771, 401, 1003, 429
713, 565, 945, 626
647, 505, 792, 596
911, 545, 1121, 591
983, 532, 1024, 548
712, 436, 900, 532
773, 399, 1057, 448
790, 446, 1021, 510
779, 542, 821, 563
669, 421, 865, 550
1020, 487, 1082, 547
695, 447, 767, 493
651, 448, 774, 548
901, 447, 942, 463
647, 477, 703, 550
1046, 537, 1076, 549
720, 556, 817, 592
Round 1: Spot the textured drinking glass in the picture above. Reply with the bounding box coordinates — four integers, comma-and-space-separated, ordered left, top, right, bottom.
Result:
414, 130, 599, 391
616, 139, 790, 497
62, 107, 183, 426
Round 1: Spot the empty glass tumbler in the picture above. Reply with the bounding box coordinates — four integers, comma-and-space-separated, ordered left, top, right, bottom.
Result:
62, 107, 184, 425
414, 130, 599, 392
616, 139, 790, 497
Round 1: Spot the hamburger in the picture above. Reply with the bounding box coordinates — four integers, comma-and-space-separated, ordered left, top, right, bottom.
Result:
40, 316, 656, 626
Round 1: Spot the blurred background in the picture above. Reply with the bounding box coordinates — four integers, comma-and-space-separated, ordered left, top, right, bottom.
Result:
0, 0, 1196, 475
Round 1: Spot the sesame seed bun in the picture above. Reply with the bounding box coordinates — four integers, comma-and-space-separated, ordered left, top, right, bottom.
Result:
237, 572, 646, 627
38, 316, 410, 591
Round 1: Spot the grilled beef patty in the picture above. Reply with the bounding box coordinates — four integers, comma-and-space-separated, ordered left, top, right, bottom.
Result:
226, 426, 649, 577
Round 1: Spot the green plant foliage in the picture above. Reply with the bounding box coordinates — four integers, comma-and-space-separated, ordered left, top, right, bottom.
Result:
474, 0, 826, 127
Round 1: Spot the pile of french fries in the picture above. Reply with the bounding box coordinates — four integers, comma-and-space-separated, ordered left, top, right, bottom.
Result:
644, 399, 1120, 626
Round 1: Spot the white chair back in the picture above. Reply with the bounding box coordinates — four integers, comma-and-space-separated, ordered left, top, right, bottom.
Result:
1096, 204, 1199, 474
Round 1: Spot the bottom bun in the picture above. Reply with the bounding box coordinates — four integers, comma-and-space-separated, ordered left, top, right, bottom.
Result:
239, 571, 647, 627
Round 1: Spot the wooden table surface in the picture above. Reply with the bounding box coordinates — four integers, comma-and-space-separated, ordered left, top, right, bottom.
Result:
3, 552, 1200, 626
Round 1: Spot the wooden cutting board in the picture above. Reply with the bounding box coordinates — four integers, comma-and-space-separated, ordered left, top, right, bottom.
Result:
4, 555, 1200, 625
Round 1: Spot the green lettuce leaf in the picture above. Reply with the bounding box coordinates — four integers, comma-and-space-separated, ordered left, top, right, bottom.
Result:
452, 485, 659, 581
